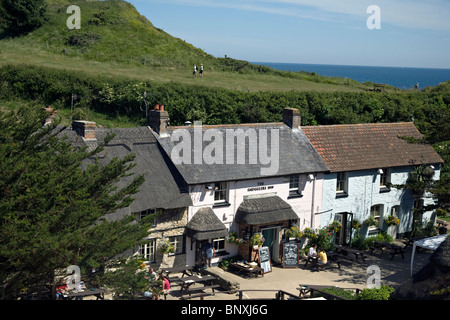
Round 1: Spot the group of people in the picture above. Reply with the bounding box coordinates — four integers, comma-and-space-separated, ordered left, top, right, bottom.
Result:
143, 267, 170, 300
193, 63, 204, 77
307, 244, 328, 270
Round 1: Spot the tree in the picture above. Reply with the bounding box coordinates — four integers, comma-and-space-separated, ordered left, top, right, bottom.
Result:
0, 106, 152, 299
1, 0, 47, 35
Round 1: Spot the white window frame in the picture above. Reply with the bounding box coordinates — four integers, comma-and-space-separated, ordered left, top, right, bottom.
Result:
168, 235, 184, 256
213, 237, 225, 253
214, 182, 228, 204
380, 168, 391, 190
370, 204, 383, 229
336, 172, 348, 195
289, 175, 302, 197
139, 239, 156, 262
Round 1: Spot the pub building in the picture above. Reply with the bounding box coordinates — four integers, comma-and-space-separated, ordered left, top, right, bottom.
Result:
150, 107, 329, 267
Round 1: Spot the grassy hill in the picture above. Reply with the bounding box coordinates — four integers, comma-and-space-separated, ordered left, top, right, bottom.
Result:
0, 0, 384, 93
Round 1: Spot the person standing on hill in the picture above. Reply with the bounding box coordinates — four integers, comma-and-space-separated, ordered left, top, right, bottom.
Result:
193, 64, 197, 77
199, 64, 204, 77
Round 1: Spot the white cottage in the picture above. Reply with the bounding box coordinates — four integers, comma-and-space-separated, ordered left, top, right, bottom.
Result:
150, 108, 329, 266
302, 122, 444, 243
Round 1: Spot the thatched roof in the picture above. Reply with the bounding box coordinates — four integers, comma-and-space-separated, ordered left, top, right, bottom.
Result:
185, 207, 228, 241
235, 196, 298, 225
393, 236, 450, 300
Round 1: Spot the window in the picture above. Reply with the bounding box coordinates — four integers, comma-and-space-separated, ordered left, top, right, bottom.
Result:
139, 208, 157, 225
380, 168, 391, 192
139, 239, 156, 262
336, 172, 348, 196
289, 175, 302, 197
214, 182, 228, 204
168, 235, 184, 255
370, 204, 383, 228
213, 237, 225, 253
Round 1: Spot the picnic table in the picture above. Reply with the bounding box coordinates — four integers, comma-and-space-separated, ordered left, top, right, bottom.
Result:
177, 275, 217, 296
229, 262, 264, 278
369, 241, 406, 260
336, 245, 367, 261
63, 288, 105, 300
161, 266, 194, 280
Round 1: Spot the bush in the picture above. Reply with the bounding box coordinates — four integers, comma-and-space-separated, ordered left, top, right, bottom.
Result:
357, 285, 395, 300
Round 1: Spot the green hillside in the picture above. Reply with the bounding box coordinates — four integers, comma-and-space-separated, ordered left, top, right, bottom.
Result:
0, 0, 383, 93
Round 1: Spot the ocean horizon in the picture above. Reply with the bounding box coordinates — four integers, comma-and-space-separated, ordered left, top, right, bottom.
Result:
252, 62, 450, 90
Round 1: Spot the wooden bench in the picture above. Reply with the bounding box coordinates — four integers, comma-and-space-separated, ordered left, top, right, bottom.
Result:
436, 219, 448, 228
369, 241, 406, 260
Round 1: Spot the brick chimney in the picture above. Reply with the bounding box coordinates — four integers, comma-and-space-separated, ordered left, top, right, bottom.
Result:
282, 108, 301, 131
72, 120, 97, 140
148, 104, 169, 137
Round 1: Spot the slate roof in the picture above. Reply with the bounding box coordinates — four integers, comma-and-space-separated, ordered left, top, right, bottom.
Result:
155, 123, 330, 185
301, 122, 444, 173
61, 126, 192, 219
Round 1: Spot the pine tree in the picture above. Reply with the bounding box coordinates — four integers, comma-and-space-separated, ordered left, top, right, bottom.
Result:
0, 106, 151, 299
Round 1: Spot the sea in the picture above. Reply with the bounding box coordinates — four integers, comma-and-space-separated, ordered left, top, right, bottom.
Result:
252, 62, 450, 90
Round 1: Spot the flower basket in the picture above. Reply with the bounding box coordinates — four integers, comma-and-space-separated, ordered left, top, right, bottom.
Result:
352, 219, 362, 230
329, 221, 342, 232
249, 233, 264, 247
385, 215, 400, 226
158, 239, 175, 254
285, 224, 302, 239
226, 232, 244, 244
364, 216, 377, 227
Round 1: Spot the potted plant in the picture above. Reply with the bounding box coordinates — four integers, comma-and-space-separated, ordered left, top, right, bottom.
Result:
329, 221, 342, 232
285, 224, 302, 240
352, 219, 362, 230
226, 232, 244, 244
385, 215, 400, 226
364, 216, 377, 227
158, 239, 175, 255
249, 233, 264, 249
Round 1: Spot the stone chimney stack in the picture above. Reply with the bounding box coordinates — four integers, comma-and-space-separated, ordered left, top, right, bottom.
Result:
72, 120, 97, 140
282, 108, 301, 131
148, 104, 170, 137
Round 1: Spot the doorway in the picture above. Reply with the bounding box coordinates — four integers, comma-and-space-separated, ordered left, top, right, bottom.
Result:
334, 212, 353, 246
261, 227, 280, 263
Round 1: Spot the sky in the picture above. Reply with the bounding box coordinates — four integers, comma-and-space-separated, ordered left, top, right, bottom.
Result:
128, 0, 450, 69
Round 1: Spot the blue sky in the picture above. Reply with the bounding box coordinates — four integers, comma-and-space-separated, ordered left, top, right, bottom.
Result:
128, 0, 450, 68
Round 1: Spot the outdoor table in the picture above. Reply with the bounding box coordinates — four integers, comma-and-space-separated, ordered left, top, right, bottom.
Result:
337, 245, 366, 261
63, 288, 105, 300
229, 262, 264, 278
178, 275, 215, 295
303, 256, 318, 268
161, 266, 194, 279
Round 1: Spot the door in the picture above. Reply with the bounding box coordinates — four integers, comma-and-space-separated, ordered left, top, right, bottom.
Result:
262, 228, 279, 263
334, 213, 353, 246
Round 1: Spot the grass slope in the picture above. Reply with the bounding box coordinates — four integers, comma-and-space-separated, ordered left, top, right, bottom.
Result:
0, 0, 390, 93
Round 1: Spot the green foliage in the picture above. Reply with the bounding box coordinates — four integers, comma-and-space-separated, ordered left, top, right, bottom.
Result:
0, 105, 151, 299
1, 0, 47, 35
357, 285, 395, 300
101, 256, 148, 299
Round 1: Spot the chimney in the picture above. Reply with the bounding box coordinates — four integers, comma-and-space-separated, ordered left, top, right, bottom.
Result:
148, 104, 170, 137
72, 120, 97, 140
282, 108, 301, 130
